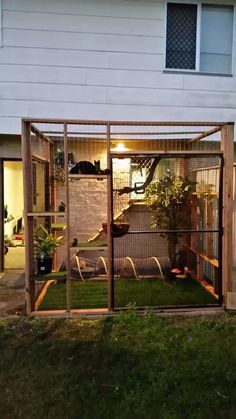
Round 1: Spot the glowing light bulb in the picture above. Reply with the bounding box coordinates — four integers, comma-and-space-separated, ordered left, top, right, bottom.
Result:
111, 143, 128, 152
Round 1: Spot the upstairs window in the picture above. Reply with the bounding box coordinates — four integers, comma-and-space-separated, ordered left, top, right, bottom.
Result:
165, 3, 234, 74
166, 4, 197, 70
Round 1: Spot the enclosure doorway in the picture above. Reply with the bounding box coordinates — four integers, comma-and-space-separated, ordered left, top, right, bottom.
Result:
111, 152, 223, 309
2, 160, 24, 270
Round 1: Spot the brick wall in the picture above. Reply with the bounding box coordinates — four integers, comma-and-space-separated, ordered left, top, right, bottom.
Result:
57, 178, 107, 243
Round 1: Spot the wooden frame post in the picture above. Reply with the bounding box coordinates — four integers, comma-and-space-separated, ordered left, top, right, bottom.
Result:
107, 123, 114, 311
221, 123, 234, 304
64, 123, 71, 313
206, 199, 214, 258
191, 195, 198, 251
22, 121, 35, 314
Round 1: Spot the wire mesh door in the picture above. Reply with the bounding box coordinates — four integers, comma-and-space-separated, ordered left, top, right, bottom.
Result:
111, 153, 223, 309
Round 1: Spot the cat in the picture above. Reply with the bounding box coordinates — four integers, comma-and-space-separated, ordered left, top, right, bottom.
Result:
70, 160, 110, 175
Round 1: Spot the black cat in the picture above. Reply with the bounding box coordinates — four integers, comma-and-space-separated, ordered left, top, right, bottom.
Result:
70, 160, 110, 175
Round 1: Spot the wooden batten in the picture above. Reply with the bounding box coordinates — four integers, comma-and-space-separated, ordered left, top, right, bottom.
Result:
22, 120, 35, 314
191, 195, 198, 251
221, 124, 234, 304
64, 123, 71, 313
30, 124, 53, 144
49, 142, 55, 212
189, 126, 222, 144
206, 200, 214, 258
107, 123, 114, 311
22, 118, 225, 127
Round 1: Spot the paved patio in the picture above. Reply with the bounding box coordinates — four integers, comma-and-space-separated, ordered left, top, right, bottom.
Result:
0, 270, 25, 315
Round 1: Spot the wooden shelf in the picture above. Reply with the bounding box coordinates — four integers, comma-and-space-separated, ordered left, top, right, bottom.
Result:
189, 247, 219, 268
51, 223, 66, 231
27, 212, 66, 217
68, 174, 108, 180
70, 246, 107, 251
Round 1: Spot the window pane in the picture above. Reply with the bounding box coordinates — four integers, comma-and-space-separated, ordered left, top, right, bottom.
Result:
200, 5, 233, 74
166, 3, 197, 70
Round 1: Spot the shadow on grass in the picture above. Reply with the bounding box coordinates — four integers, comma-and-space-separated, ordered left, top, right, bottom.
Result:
0, 314, 236, 418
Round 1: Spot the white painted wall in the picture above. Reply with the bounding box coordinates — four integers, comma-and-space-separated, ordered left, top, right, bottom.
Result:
4, 161, 23, 220
0, 0, 236, 134
0, 135, 21, 158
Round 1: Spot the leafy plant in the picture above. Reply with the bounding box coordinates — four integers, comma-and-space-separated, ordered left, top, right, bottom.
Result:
145, 171, 195, 267
52, 149, 65, 187
196, 180, 218, 219
34, 224, 63, 258
54, 149, 64, 167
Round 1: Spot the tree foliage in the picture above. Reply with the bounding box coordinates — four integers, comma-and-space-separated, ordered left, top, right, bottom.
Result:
145, 171, 195, 267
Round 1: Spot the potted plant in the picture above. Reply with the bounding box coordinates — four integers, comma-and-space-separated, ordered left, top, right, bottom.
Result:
34, 224, 64, 275
145, 171, 195, 270
102, 221, 130, 238
102, 212, 130, 238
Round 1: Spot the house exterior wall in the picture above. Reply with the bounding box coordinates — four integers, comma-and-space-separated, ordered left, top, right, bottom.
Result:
0, 135, 21, 158
0, 0, 236, 134
1, 0, 236, 294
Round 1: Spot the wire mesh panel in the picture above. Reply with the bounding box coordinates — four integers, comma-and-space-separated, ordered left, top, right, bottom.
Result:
28, 123, 110, 311
29, 131, 68, 311
66, 124, 109, 310
22, 120, 231, 314
113, 232, 219, 308
112, 154, 222, 308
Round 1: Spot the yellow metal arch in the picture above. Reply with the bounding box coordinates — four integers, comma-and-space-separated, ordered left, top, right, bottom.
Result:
97, 256, 108, 276
75, 255, 85, 281
125, 257, 139, 280
150, 257, 165, 280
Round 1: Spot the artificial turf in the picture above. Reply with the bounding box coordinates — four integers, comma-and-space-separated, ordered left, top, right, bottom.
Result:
39, 276, 217, 310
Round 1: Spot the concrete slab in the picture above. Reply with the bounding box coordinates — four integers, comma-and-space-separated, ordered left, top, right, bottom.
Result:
0, 270, 25, 315
0, 270, 25, 289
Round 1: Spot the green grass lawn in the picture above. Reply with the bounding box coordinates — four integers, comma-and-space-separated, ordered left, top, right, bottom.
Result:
39, 276, 217, 311
1, 313, 236, 418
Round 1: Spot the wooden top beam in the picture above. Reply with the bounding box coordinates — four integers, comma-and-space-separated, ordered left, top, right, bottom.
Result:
111, 150, 223, 157
22, 118, 226, 127
44, 130, 205, 136
189, 126, 223, 144
30, 124, 53, 144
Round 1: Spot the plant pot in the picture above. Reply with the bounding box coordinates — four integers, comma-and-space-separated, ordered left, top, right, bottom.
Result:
37, 256, 53, 275
102, 222, 130, 238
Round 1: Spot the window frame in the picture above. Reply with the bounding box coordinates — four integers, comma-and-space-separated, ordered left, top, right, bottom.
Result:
164, 1, 235, 76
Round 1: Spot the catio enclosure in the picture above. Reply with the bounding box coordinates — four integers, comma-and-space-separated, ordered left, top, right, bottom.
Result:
22, 119, 234, 315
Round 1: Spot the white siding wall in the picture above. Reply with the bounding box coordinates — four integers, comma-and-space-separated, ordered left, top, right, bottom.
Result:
0, 0, 236, 133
